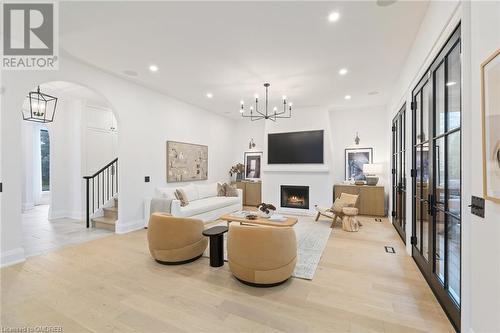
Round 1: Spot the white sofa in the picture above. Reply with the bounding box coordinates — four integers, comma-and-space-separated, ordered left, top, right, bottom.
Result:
144, 182, 242, 227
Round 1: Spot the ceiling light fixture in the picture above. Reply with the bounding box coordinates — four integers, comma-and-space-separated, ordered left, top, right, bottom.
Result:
344, 95, 351, 100
240, 83, 292, 121
328, 12, 340, 22
149, 65, 159, 72
206, 92, 213, 98
22, 86, 58, 123
339, 68, 348, 75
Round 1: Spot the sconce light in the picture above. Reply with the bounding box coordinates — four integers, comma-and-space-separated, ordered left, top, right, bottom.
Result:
354, 132, 360, 145
248, 138, 256, 149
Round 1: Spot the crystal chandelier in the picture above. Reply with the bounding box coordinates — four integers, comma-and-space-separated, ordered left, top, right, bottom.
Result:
240, 83, 292, 121
22, 86, 58, 123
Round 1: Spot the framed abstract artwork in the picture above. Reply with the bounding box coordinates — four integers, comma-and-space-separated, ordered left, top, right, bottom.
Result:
166, 141, 208, 183
244, 151, 262, 181
345, 148, 373, 181
481, 48, 500, 203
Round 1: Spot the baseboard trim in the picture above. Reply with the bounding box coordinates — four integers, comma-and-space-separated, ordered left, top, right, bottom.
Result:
1, 247, 26, 268
49, 210, 84, 221
115, 219, 144, 234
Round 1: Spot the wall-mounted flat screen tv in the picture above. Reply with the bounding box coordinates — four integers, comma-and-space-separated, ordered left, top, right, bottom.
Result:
268, 130, 324, 164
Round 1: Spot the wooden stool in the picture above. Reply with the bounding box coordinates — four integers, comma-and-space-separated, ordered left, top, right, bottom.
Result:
342, 207, 359, 232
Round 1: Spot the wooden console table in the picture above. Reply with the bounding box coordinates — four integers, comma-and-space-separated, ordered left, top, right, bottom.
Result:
334, 184, 385, 217
233, 181, 262, 206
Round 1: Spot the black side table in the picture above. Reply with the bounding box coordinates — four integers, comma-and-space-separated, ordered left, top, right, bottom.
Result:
202, 226, 228, 267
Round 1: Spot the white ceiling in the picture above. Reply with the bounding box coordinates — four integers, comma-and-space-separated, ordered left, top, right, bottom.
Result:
59, 1, 429, 118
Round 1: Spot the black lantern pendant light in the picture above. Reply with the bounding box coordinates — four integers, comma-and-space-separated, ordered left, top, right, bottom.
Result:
22, 86, 58, 123
240, 83, 292, 121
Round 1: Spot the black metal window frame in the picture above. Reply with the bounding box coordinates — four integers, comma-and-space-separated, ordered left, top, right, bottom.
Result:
410, 24, 461, 331
391, 104, 406, 243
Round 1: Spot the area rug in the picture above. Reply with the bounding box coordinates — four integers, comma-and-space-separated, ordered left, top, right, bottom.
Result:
203, 216, 332, 280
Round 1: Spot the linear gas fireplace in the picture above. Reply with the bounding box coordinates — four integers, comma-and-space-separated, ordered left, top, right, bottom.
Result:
280, 185, 309, 210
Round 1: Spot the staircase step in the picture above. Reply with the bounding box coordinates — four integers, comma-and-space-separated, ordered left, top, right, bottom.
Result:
92, 216, 116, 231
103, 206, 118, 219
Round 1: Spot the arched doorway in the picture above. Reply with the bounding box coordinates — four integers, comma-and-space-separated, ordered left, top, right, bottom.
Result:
20, 81, 120, 257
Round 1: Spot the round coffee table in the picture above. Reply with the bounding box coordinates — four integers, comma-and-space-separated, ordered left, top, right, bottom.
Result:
202, 226, 228, 267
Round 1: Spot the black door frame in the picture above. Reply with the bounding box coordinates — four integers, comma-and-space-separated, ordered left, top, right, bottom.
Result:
391, 104, 406, 242
411, 24, 461, 331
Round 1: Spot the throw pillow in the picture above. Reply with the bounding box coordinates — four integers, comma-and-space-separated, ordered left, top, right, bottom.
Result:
224, 183, 239, 197
175, 189, 189, 207
331, 200, 347, 214
217, 183, 226, 196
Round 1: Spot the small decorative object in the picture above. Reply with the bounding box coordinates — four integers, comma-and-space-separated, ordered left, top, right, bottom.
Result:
240, 83, 293, 121
22, 86, 58, 123
167, 141, 208, 182
246, 214, 258, 220
354, 180, 366, 186
345, 148, 373, 181
363, 163, 383, 186
248, 138, 256, 149
481, 48, 500, 203
257, 203, 276, 218
229, 163, 245, 181
354, 132, 360, 145
244, 151, 262, 181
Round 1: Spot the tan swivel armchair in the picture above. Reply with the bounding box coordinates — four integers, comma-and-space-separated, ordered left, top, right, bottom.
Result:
147, 213, 208, 265
227, 224, 297, 287
315, 193, 359, 228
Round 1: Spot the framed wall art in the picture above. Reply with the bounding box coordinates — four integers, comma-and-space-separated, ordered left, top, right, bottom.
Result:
481, 48, 500, 203
166, 141, 208, 183
244, 151, 262, 181
345, 147, 373, 181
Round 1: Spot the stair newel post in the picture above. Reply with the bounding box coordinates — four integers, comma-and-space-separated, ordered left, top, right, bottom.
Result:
85, 177, 90, 228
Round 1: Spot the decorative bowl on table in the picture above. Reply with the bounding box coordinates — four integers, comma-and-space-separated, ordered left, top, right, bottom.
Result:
257, 203, 276, 218
245, 214, 258, 220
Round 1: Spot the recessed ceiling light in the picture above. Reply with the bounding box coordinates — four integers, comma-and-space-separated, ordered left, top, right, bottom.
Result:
339, 68, 348, 75
328, 12, 340, 22
149, 65, 159, 72
344, 95, 351, 100
446, 81, 457, 86
206, 92, 213, 98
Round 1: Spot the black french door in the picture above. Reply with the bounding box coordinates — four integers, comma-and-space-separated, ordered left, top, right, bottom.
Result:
411, 25, 461, 330
392, 104, 406, 242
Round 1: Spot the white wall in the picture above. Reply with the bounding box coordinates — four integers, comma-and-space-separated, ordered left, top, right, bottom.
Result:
328, 106, 390, 198
1, 55, 237, 266
261, 107, 334, 214
465, 1, 500, 331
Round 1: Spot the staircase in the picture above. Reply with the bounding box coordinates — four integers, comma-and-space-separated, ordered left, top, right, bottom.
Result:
83, 158, 118, 230
92, 197, 118, 231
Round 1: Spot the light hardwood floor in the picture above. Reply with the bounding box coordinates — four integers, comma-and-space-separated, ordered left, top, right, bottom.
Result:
1, 215, 454, 332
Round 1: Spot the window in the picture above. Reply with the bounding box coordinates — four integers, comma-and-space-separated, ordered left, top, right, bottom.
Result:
40, 129, 50, 192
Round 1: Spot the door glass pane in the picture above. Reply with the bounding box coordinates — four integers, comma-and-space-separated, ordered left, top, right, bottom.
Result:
421, 83, 430, 142
40, 129, 50, 192
448, 215, 461, 303
415, 198, 421, 251
435, 209, 445, 283
422, 198, 429, 260
435, 63, 446, 135
447, 44, 461, 130
421, 142, 429, 261
447, 131, 461, 217
415, 93, 421, 143
435, 137, 445, 208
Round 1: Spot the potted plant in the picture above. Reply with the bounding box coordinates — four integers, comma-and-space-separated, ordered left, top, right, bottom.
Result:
229, 163, 245, 181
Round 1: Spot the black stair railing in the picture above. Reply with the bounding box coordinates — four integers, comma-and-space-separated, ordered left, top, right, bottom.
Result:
83, 158, 118, 228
